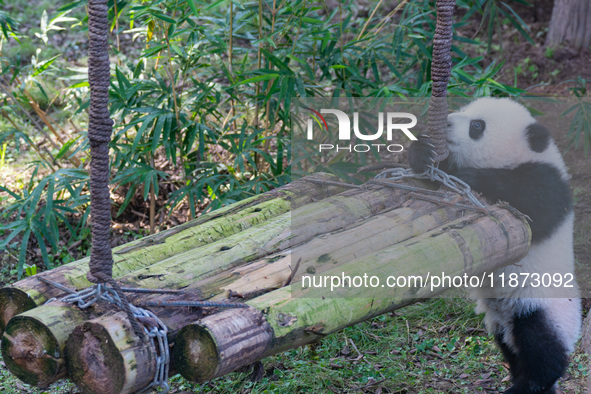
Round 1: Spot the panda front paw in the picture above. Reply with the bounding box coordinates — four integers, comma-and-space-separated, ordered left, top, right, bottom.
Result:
408, 135, 436, 173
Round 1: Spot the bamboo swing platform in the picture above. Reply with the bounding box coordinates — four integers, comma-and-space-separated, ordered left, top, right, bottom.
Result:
0, 173, 531, 393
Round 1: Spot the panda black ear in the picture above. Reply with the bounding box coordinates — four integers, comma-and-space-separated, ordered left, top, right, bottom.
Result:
526, 122, 550, 153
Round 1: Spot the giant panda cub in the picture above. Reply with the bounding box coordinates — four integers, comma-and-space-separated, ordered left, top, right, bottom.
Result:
408, 97, 581, 394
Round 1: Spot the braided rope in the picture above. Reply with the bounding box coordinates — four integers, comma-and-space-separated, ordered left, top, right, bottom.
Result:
87, 0, 113, 279
428, 0, 455, 163
87, 0, 146, 340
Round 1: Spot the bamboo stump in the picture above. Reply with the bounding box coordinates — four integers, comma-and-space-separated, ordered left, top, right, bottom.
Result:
172, 308, 272, 382
0, 288, 36, 335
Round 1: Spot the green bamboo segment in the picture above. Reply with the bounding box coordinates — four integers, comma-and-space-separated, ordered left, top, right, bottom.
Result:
66, 312, 156, 394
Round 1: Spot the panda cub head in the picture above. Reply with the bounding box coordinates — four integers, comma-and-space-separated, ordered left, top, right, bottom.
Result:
446, 97, 567, 178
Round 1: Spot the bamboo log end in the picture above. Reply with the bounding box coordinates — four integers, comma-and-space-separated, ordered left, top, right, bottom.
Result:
1, 315, 63, 386
0, 288, 37, 333
171, 324, 218, 382
66, 322, 125, 394
66, 312, 157, 394
172, 307, 273, 383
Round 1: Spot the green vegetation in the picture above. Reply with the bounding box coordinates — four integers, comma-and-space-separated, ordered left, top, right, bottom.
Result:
0, 0, 529, 276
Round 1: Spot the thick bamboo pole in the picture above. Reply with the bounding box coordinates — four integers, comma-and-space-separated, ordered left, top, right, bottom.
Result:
0, 173, 344, 332
171, 206, 530, 382
168, 307, 271, 383
1, 302, 93, 386
66, 312, 157, 394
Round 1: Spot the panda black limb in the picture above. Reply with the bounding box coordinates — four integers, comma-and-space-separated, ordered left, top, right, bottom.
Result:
408, 97, 581, 393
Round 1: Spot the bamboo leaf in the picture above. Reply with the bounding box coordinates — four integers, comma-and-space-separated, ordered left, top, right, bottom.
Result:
18, 228, 31, 279
32, 55, 60, 77
187, 0, 200, 18
233, 73, 280, 87
54, 136, 80, 162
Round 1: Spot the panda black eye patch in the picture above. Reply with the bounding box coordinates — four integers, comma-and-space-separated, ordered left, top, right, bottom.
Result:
469, 119, 485, 140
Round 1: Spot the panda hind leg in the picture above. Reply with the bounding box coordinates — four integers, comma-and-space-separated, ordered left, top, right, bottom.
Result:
503, 309, 568, 394
494, 333, 520, 380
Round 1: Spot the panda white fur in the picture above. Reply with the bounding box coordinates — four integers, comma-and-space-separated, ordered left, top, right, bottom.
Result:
408, 97, 581, 394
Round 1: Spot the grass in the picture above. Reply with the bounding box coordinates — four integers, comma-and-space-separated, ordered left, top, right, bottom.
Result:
0, 297, 587, 393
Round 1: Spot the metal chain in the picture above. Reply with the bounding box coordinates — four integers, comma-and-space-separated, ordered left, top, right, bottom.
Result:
375, 166, 485, 208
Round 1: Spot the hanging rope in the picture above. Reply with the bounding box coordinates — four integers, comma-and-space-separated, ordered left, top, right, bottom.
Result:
428, 0, 455, 163
380, 1, 483, 207
86, 0, 146, 339
87, 0, 113, 282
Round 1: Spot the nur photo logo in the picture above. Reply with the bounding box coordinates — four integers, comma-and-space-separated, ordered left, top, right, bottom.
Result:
303, 106, 419, 153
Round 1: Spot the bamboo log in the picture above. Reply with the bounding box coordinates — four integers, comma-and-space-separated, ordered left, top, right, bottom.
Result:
0, 173, 344, 332
171, 206, 531, 382
2, 181, 410, 387
1, 302, 92, 386
65, 312, 156, 394
169, 307, 272, 383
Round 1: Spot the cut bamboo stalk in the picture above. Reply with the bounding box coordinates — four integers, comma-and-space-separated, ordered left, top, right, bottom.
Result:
1, 302, 92, 386
0, 173, 344, 332
65, 312, 157, 394
171, 206, 530, 382
166, 307, 271, 383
